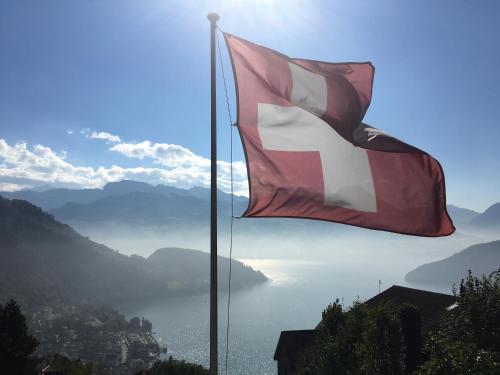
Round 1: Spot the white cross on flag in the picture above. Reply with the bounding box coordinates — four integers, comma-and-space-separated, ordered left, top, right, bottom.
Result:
224, 33, 454, 236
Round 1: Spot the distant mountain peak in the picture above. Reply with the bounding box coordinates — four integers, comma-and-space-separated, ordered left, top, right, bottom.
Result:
103, 180, 152, 188
470, 202, 500, 229
483, 202, 500, 214
446, 204, 480, 226
446, 204, 479, 215
102, 180, 157, 193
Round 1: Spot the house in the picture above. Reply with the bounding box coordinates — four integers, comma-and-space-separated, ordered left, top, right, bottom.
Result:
274, 285, 456, 375
274, 330, 317, 375
363, 285, 456, 331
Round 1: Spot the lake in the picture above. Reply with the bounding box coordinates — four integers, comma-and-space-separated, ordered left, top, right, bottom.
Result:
122, 254, 452, 374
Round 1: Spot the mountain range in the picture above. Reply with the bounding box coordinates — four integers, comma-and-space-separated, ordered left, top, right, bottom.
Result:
469, 203, 500, 230
3, 181, 499, 231
2, 180, 499, 259
1, 181, 350, 255
1, 180, 499, 300
405, 240, 500, 287
446, 204, 479, 226
0, 195, 266, 309
0, 180, 247, 212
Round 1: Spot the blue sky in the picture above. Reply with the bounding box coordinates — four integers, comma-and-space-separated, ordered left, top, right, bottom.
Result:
0, 0, 499, 211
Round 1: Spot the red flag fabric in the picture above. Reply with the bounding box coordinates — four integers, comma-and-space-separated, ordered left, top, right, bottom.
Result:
224, 33, 455, 237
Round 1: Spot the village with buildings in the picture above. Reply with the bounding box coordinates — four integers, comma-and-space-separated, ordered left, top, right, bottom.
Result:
28, 304, 165, 374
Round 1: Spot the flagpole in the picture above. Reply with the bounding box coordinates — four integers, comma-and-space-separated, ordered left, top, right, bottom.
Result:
208, 12, 219, 375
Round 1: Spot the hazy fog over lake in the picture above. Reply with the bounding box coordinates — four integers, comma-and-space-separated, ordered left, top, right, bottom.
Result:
74, 216, 486, 261
104, 209, 496, 374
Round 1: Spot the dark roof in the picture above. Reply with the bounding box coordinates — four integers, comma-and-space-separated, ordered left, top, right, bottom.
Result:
364, 285, 456, 330
273, 330, 317, 361
274, 285, 456, 370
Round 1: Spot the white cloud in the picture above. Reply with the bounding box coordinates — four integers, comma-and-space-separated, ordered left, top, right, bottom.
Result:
67, 129, 73, 135
110, 141, 207, 167
110, 140, 249, 195
0, 138, 249, 196
90, 131, 121, 143
80, 128, 121, 143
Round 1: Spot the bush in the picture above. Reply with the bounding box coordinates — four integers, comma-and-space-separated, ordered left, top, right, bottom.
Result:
296, 300, 411, 375
148, 356, 210, 375
417, 269, 500, 374
296, 270, 500, 374
45, 354, 96, 375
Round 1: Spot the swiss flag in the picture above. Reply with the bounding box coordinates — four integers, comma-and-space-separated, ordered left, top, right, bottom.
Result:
224, 33, 454, 237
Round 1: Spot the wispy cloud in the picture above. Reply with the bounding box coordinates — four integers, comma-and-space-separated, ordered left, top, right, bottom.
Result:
0, 136, 248, 196
90, 131, 121, 143
81, 128, 121, 143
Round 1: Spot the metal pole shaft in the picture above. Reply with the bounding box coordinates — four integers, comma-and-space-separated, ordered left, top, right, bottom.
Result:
207, 12, 219, 375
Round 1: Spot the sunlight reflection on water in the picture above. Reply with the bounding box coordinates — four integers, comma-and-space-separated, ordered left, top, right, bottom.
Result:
238, 258, 320, 286
123, 257, 450, 375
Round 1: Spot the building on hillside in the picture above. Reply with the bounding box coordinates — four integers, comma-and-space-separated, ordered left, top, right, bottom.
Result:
363, 285, 456, 331
274, 330, 317, 375
273, 285, 456, 375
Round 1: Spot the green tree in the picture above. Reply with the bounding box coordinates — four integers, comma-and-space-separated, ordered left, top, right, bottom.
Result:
148, 356, 209, 375
0, 299, 39, 374
417, 269, 500, 374
129, 316, 141, 331
296, 300, 407, 375
46, 354, 96, 375
417, 340, 497, 375
400, 304, 422, 375
357, 303, 404, 374
141, 317, 153, 333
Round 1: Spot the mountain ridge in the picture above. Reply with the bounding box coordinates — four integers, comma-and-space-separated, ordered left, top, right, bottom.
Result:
3, 180, 497, 220
405, 239, 500, 287
0, 180, 247, 211
2, 180, 499, 257
470, 203, 500, 230
0, 195, 267, 308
